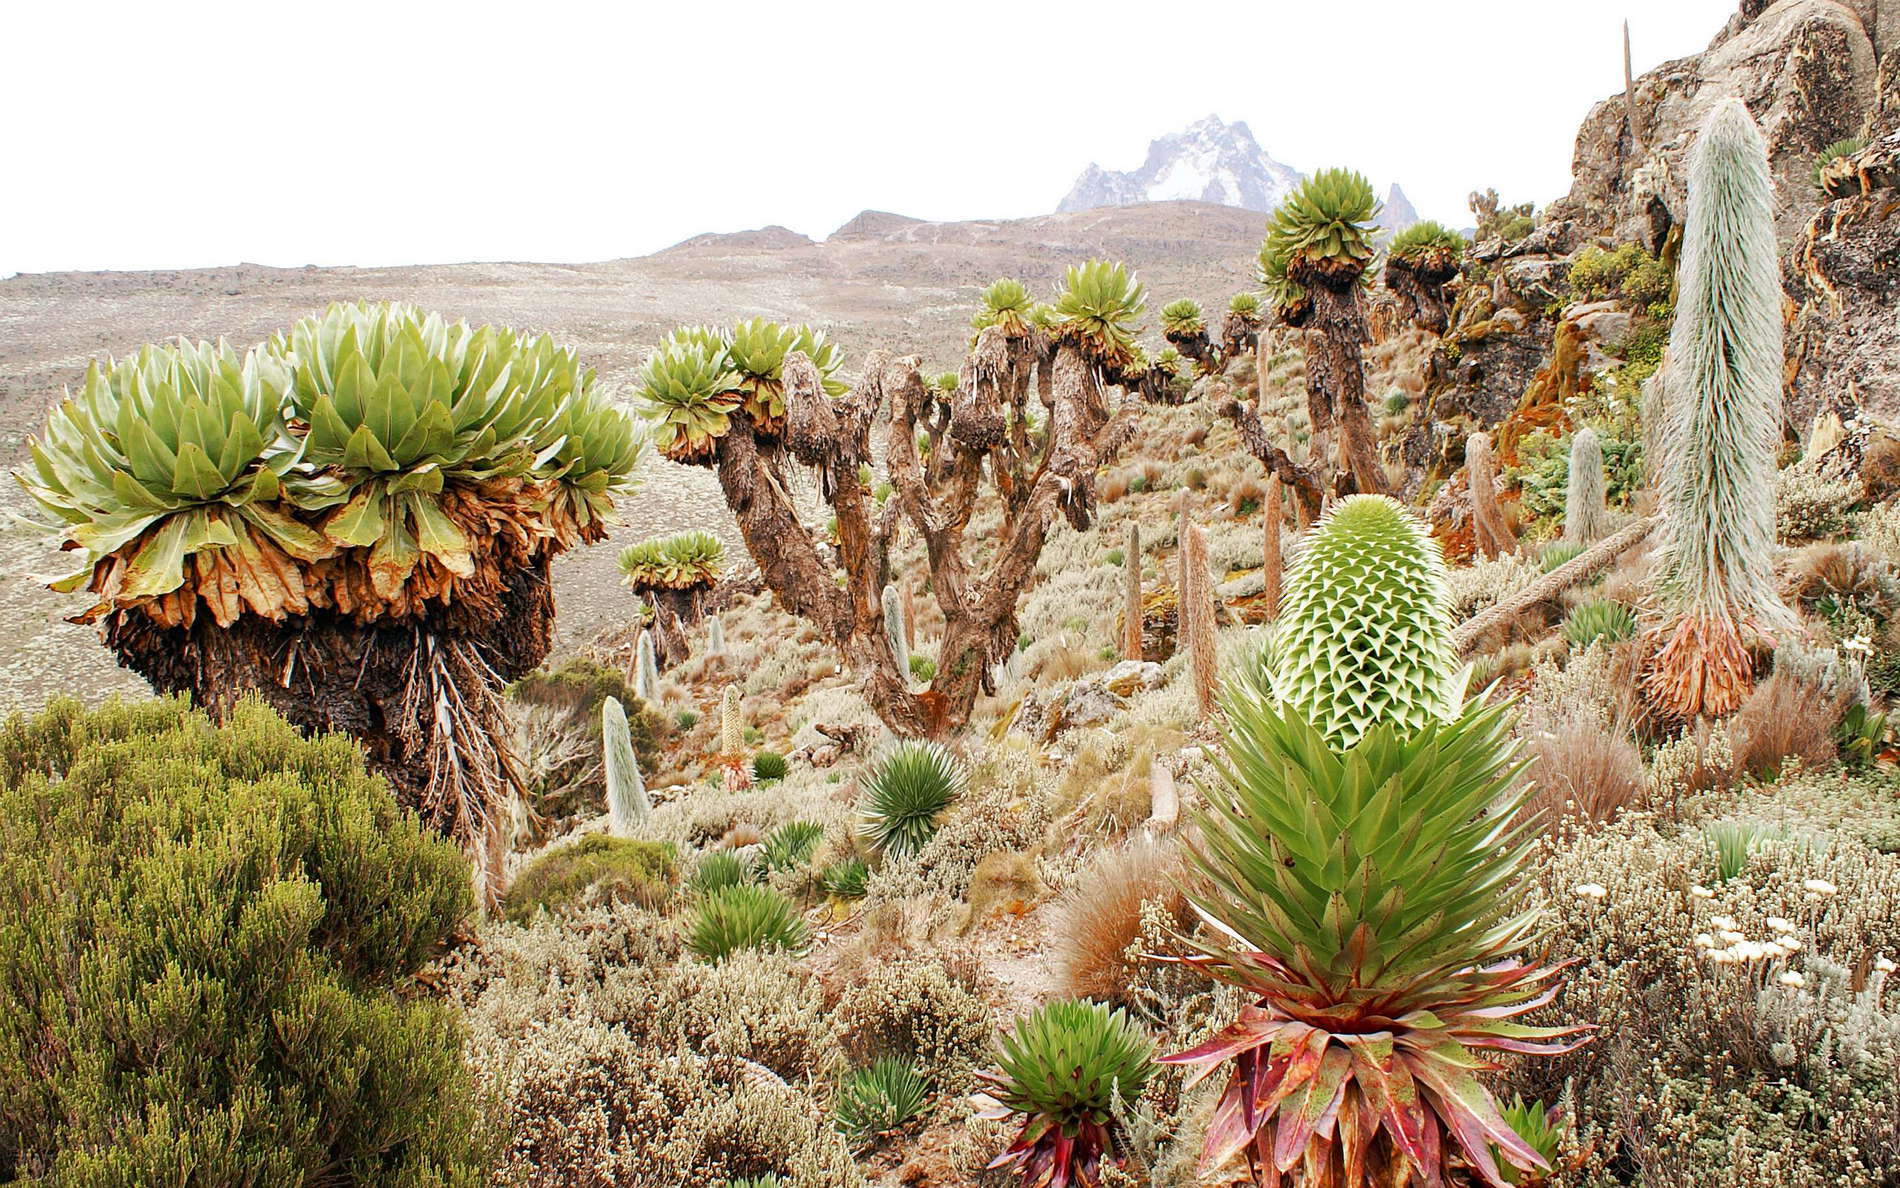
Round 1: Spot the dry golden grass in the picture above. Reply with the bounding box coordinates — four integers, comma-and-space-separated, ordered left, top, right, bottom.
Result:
1051, 839, 1193, 1005
1525, 713, 1646, 833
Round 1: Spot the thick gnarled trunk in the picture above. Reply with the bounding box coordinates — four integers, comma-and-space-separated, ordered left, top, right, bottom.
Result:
713, 332, 1151, 738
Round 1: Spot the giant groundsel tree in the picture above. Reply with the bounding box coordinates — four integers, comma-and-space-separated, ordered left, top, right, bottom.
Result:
17, 302, 644, 896
1166, 495, 1584, 1186
632, 262, 1179, 736
1644, 98, 1793, 719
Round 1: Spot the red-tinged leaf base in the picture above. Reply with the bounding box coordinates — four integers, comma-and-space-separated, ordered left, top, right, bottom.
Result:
1160, 956, 1590, 1188
983, 1115, 1118, 1188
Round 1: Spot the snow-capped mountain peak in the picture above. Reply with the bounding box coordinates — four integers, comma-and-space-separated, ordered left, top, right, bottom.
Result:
1057, 115, 1302, 214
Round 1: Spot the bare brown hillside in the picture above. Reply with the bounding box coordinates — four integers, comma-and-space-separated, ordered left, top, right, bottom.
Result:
0, 200, 1263, 713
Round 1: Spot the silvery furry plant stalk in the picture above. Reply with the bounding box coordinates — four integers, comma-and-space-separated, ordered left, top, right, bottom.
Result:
634, 628, 659, 702
1564, 426, 1611, 544
601, 695, 650, 833
1646, 97, 1793, 719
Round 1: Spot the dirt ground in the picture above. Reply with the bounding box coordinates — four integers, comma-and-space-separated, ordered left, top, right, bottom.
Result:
0, 201, 1261, 713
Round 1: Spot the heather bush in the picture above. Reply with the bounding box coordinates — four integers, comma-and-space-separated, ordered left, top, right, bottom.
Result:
504, 834, 678, 923
0, 696, 489, 1185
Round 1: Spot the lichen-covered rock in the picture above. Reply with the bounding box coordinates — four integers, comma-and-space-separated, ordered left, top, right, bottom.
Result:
1788, 132, 1900, 430
1548, 0, 1881, 246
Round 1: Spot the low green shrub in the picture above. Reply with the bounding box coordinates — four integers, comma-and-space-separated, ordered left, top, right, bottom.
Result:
762, 820, 825, 871
0, 696, 490, 1184
688, 884, 809, 961
502, 834, 678, 923
1563, 600, 1637, 649
908, 654, 937, 682
858, 741, 967, 860
833, 1059, 932, 1142
753, 750, 789, 782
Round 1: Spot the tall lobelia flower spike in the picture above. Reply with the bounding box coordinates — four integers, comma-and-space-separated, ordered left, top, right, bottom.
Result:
1122, 522, 1144, 660
1269, 494, 1457, 748
1163, 491, 1587, 1188
1645, 98, 1794, 720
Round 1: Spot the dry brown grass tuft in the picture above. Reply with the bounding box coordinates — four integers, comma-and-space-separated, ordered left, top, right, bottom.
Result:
1524, 713, 1646, 833
1052, 839, 1194, 1005
1728, 668, 1850, 780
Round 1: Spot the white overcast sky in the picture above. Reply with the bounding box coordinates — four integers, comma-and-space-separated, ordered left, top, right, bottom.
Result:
0, 0, 1740, 277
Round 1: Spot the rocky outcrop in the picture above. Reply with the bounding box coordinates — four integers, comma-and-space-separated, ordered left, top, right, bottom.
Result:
1787, 128, 1900, 430
1548, 0, 1882, 247
1376, 184, 1422, 239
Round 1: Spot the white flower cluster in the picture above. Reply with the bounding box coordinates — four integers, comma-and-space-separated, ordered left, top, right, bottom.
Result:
1693, 913, 1805, 965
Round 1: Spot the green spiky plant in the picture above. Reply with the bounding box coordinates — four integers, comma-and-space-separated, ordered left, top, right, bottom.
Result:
858, 740, 966, 860
1267, 496, 1456, 747
725, 318, 846, 437
687, 883, 809, 961
618, 530, 726, 591
17, 302, 643, 903
635, 334, 742, 466
1161, 298, 1206, 337
1165, 494, 1585, 1187
762, 820, 824, 871
1494, 1097, 1569, 1186
1563, 426, 1611, 544
1646, 99, 1794, 720
1385, 222, 1467, 334
1539, 541, 1585, 572
835, 1058, 933, 1144
972, 278, 1037, 337
1562, 600, 1638, 649
1050, 260, 1146, 371
752, 750, 789, 783
976, 1000, 1157, 1188
1258, 170, 1387, 495
1388, 221, 1468, 269
820, 856, 870, 900
1228, 292, 1264, 319
690, 850, 754, 895
1812, 137, 1867, 192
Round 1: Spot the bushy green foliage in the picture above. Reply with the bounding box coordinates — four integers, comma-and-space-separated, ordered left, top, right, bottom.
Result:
1541, 541, 1586, 571
908, 654, 937, 682
688, 884, 809, 961
762, 820, 824, 872
1813, 137, 1867, 190
752, 750, 789, 783
1510, 424, 1644, 530
977, 1000, 1155, 1188
1563, 600, 1638, 649
0, 696, 489, 1184
972, 278, 1035, 335
1389, 220, 1468, 263
858, 741, 967, 860
833, 1059, 932, 1142
1471, 188, 1536, 242
690, 850, 755, 895
1269, 495, 1455, 748
1567, 241, 1671, 306
819, 857, 870, 900
1259, 169, 1379, 310
502, 833, 677, 923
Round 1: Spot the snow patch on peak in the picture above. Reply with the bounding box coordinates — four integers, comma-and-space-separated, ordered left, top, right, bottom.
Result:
1059, 115, 1301, 214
